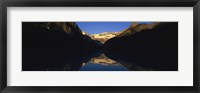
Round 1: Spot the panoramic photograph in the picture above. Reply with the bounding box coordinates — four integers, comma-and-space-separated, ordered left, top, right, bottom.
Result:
22, 22, 178, 71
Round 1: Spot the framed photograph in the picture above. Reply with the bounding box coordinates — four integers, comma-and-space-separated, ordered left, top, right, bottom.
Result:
0, 0, 199, 93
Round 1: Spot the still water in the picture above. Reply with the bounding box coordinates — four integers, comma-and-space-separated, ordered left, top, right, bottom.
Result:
23, 49, 177, 71
22, 49, 154, 71
79, 54, 129, 71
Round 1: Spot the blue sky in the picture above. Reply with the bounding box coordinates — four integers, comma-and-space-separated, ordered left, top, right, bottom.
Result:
77, 22, 152, 34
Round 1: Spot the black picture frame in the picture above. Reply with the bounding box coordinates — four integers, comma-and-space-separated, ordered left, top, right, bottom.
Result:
0, 0, 199, 93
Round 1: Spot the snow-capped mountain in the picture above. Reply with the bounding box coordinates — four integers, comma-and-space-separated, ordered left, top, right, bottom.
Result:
90, 32, 120, 43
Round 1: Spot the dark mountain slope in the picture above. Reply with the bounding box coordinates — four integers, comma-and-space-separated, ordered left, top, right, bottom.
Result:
104, 22, 178, 71
22, 22, 102, 71
23, 22, 101, 51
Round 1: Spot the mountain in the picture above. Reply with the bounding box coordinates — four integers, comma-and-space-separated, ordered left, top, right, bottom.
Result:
104, 22, 178, 71
23, 22, 101, 50
22, 22, 102, 70
90, 32, 120, 43
116, 22, 160, 38
82, 31, 90, 35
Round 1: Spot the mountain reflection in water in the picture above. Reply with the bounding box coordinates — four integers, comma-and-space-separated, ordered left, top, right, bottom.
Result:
22, 49, 154, 71
79, 54, 129, 71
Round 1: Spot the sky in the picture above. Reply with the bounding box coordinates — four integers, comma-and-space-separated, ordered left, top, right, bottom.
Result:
77, 22, 153, 34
